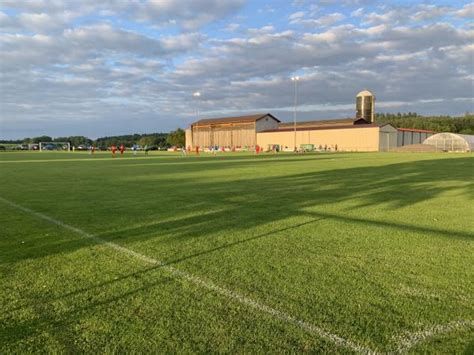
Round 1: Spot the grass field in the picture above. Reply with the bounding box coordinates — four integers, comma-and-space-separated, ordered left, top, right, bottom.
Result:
1, 151, 473, 353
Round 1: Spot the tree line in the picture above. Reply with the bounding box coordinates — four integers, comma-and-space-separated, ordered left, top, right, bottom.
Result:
2, 114, 473, 147
0, 129, 186, 148
375, 113, 474, 135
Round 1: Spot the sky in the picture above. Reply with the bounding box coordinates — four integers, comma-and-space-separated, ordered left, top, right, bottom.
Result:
0, 0, 473, 139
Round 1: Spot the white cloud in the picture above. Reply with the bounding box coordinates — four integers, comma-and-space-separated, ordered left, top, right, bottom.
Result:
1, 1, 472, 138
351, 8, 364, 17
134, 0, 246, 30
410, 4, 451, 21
289, 11, 306, 22
362, 8, 410, 25
455, 3, 474, 18
225, 23, 240, 32
1, 0, 246, 31
290, 12, 345, 27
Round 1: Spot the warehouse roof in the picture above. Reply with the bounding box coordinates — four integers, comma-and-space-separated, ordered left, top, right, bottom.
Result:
192, 113, 280, 126
279, 118, 355, 128
397, 127, 435, 133
261, 123, 392, 133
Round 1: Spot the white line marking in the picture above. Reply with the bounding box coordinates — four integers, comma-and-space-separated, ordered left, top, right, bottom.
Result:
0, 196, 373, 354
394, 320, 474, 353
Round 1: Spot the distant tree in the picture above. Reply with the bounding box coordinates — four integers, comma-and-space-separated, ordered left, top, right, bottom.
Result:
66, 136, 92, 147
95, 132, 169, 148
54, 137, 67, 143
166, 128, 185, 147
0, 138, 23, 144
154, 134, 168, 148
2, 131, 186, 147
138, 136, 155, 147
32, 136, 53, 143
377, 113, 474, 135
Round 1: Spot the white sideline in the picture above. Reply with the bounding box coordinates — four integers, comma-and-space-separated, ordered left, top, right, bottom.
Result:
0, 196, 373, 354
394, 320, 474, 353
3, 196, 472, 353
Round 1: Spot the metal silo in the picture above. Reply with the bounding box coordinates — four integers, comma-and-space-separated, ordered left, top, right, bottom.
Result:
356, 90, 375, 122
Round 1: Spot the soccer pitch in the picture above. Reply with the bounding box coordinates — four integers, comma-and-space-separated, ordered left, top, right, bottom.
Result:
1, 151, 473, 353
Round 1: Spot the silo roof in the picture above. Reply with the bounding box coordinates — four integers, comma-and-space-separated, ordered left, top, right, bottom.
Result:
356, 90, 374, 96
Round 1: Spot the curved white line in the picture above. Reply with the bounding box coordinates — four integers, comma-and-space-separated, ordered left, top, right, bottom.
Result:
394, 320, 474, 353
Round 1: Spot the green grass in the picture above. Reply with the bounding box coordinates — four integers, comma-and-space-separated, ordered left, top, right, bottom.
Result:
1, 151, 473, 353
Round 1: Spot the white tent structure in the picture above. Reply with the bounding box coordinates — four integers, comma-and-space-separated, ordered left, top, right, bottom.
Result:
423, 133, 474, 152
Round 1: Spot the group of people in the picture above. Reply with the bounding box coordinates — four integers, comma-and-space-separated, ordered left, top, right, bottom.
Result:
181, 145, 268, 155
110, 144, 125, 157
317, 144, 338, 152
98, 143, 338, 157
109, 144, 151, 157
83, 143, 339, 157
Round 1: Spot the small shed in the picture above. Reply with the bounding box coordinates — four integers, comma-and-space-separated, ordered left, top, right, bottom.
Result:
397, 128, 434, 146
423, 133, 474, 152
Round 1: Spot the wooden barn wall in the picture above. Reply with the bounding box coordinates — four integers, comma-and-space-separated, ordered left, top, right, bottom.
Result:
191, 123, 256, 147
185, 128, 193, 148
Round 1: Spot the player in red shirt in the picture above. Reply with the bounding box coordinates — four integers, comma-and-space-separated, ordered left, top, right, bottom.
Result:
119, 144, 125, 157
111, 144, 117, 158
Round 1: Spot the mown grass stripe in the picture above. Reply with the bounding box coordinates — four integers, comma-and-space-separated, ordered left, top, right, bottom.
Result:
0, 196, 375, 354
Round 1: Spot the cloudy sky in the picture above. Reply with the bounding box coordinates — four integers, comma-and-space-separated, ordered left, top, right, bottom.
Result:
0, 0, 473, 139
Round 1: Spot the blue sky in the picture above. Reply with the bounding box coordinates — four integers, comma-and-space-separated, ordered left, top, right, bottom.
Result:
0, 0, 473, 139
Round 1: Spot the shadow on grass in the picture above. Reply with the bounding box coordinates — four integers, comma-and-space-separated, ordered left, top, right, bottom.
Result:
0, 268, 174, 350
2, 156, 473, 266
1, 155, 473, 350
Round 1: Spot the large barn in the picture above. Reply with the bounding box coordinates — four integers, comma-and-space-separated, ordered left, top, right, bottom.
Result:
183, 90, 433, 153
185, 113, 280, 149
185, 114, 398, 152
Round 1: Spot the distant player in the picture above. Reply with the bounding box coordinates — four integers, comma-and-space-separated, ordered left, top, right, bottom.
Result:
111, 144, 117, 157
195, 146, 199, 155
119, 144, 125, 157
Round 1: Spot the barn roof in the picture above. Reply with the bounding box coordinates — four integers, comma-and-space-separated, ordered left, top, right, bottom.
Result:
192, 113, 280, 126
279, 118, 373, 129
261, 123, 392, 133
397, 127, 435, 134
278, 118, 356, 128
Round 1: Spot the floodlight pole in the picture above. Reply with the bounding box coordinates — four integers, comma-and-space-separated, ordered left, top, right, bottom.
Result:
291, 76, 300, 152
193, 91, 201, 148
